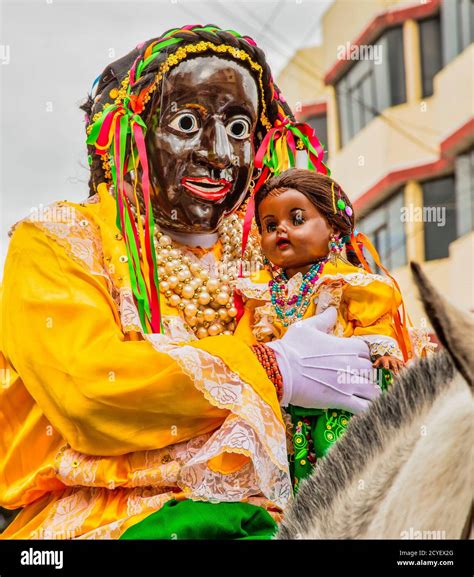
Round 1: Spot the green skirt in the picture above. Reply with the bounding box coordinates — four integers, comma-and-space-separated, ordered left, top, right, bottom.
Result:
119, 499, 277, 540
289, 368, 393, 488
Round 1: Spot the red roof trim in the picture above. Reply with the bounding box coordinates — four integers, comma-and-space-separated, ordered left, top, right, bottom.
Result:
440, 117, 474, 157
296, 101, 327, 121
324, 0, 441, 85
353, 157, 451, 214
353, 117, 473, 214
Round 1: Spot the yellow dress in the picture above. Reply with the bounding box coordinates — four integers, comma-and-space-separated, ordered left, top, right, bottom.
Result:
234, 260, 417, 487
0, 184, 290, 539
234, 260, 408, 361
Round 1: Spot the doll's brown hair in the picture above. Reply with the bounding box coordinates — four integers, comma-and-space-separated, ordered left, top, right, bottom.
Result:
254, 168, 362, 268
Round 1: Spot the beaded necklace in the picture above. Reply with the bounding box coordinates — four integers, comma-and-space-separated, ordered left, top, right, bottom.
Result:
269, 259, 328, 327
129, 199, 263, 339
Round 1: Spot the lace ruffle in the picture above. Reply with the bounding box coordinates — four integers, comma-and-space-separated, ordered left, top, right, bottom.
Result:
236, 270, 394, 302
356, 334, 403, 361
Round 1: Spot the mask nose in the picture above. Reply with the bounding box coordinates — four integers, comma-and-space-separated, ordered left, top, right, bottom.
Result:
192, 119, 232, 170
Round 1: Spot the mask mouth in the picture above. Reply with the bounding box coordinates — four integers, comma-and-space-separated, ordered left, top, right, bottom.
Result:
181, 176, 232, 201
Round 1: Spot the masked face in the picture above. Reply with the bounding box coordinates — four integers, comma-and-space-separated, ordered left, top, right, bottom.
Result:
145, 55, 259, 233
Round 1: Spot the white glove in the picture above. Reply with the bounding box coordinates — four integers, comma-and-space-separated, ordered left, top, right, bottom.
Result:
267, 307, 380, 413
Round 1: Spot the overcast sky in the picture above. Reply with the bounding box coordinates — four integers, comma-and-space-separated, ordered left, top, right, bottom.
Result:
0, 0, 332, 275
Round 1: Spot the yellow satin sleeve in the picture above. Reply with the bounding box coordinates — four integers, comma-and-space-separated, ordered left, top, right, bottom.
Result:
233, 302, 259, 347
343, 277, 402, 341
1, 221, 228, 458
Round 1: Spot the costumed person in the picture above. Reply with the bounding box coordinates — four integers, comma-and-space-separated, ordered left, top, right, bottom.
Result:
0, 25, 380, 540
235, 168, 435, 488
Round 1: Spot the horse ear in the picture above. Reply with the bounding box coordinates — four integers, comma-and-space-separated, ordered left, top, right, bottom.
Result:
410, 261, 473, 387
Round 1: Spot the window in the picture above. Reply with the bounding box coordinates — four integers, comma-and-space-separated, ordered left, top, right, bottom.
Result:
419, 16, 443, 97
422, 176, 457, 261
455, 149, 474, 237
357, 189, 406, 272
384, 27, 407, 107
336, 26, 406, 146
305, 114, 328, 162
441, 0, 474, 65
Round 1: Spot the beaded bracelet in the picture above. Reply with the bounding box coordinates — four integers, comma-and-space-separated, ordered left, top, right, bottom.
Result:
252, 343, 284, 402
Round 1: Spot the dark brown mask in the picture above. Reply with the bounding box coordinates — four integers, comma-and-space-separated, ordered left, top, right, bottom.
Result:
145, 55, 259, 233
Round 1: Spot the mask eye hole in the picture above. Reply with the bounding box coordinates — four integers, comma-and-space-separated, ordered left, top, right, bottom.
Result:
226, 117, 251, 140
168, 112, 200, 134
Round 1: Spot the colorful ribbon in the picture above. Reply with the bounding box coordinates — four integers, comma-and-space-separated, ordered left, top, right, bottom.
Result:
87, 100, 163, 334
86, 28, 331, 334
240, 118, 329, 273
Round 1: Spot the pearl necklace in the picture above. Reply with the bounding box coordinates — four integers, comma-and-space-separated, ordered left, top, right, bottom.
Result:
270, 259, 328, 327
129, 203, 263, 339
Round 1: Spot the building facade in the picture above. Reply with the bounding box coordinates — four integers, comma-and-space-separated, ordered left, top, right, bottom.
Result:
277, 0, 473, 329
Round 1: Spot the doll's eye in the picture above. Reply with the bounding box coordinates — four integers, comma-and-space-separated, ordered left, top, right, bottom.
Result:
168, 112, 200, 134
226, 117, 251, 140
265, 222, 277, 233
293, 211, 305, 226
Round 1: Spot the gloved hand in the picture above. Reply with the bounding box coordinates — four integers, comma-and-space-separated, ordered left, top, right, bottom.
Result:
267, 307, 380, 413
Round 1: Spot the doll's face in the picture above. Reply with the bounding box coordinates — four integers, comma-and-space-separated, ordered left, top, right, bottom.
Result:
258, 188, 333, 277
146, 56, 259, 233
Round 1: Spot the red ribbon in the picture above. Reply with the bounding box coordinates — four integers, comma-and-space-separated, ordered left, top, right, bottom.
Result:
132, 122, 163, 333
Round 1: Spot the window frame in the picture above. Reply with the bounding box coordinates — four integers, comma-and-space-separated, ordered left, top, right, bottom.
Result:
422, 174, 458, 262
419, 14, 443, 98
356, 188, 407, 272
336, 25, 406, 146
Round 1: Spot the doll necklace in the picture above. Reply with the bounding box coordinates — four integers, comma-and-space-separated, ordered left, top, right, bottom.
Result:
269, 258, 328, 327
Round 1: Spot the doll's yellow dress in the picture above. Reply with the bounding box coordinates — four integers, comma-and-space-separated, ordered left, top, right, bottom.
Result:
234, 260, 413, 487
234, 259, 410, 358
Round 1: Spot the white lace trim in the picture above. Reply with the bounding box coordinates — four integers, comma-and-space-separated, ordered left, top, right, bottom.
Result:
409, 325, 438, 357
13, 201, 120, 309
120, 281, 292, 507
355, 334, 403, 361
144, 330, 291, 508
